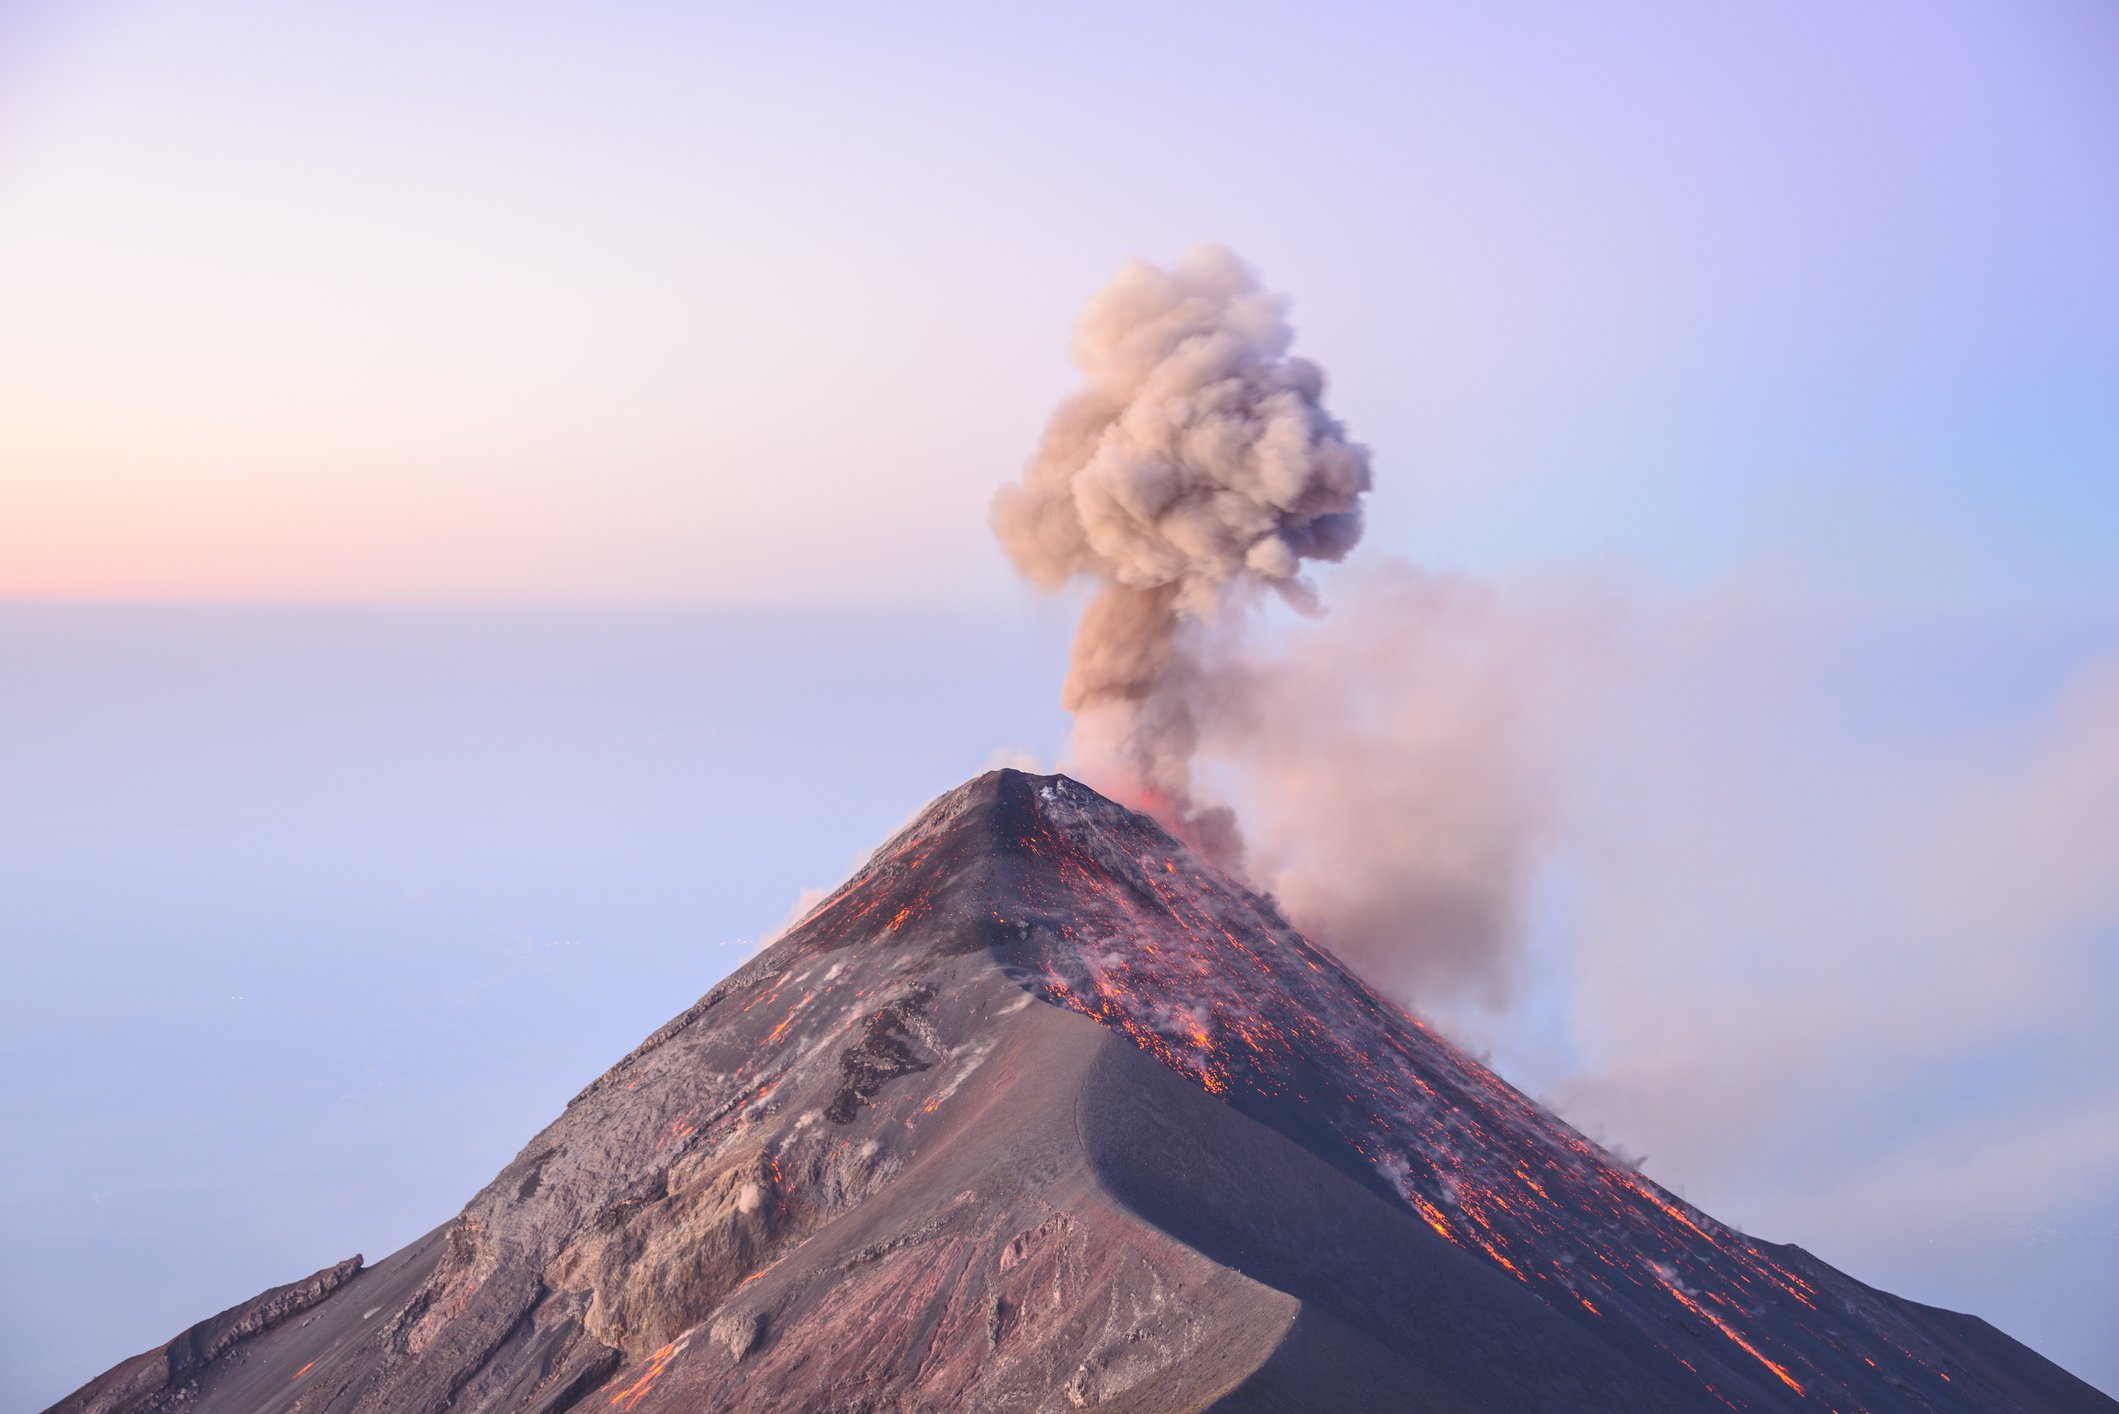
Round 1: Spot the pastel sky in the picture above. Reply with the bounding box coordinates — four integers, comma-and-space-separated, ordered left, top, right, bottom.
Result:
4, 0, 2114, 608
3, 2, 2116, 1407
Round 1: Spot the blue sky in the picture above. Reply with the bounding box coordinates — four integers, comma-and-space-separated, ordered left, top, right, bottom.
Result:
1, 1, 2115, 1404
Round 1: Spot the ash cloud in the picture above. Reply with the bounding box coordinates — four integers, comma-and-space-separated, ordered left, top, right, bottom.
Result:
991, 245, 1370, 866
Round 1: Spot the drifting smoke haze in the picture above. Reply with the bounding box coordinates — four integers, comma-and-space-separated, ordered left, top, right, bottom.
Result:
1543, 624, 2119, 1186
1202, 566, 1561, 1007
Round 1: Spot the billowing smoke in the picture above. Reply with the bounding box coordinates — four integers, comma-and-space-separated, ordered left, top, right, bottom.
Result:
991, 246, 1371, 866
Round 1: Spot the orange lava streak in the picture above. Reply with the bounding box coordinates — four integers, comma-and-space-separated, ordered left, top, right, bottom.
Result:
608, 1337, 688, 1411
1482, 1246, 1526, 1281
1664, 1284, 1806, 1396
1412, 1196, 1457, 1243
735, 1252, 789, 1291
766, 990, 815, 1045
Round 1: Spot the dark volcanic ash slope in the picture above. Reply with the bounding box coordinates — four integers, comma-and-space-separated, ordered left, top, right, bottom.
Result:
53, 770, 2115, 1414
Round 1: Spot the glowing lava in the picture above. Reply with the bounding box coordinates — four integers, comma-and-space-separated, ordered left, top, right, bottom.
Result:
959, 776, 1969, 1411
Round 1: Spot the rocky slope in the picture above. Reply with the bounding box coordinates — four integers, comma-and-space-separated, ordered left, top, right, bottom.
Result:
51, 770, 2117, 1412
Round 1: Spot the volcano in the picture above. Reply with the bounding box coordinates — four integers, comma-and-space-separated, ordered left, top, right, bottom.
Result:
54, 770, 2113, 1413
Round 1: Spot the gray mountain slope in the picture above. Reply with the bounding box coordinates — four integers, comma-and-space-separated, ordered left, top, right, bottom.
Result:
50, 770, 2117, 1413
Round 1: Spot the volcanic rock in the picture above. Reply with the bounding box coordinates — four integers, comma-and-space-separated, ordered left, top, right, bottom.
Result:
49, 770, 2118, 1412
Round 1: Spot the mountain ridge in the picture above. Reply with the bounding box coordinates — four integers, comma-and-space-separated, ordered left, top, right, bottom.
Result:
51, 769, 2117, 1412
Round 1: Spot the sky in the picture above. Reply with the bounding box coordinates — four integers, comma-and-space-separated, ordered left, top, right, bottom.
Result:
2, 0, 2116, 1405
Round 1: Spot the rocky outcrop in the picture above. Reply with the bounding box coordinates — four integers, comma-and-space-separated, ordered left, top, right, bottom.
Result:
52, 1256, 363, 1414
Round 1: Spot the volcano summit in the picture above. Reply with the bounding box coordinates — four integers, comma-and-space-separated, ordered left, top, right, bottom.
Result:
55, 770, 2114, 1413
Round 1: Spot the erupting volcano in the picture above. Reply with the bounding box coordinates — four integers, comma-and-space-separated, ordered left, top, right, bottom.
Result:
54, 771, 2114, 1413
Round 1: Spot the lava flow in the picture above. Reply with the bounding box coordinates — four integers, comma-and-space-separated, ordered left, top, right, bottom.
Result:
930, 774, 1977, 1412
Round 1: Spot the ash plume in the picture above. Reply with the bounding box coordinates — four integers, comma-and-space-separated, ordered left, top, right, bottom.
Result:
991, 246, 1371, 862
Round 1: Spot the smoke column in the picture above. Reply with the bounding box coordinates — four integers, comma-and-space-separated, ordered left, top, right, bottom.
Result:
991, 246, 1371, 863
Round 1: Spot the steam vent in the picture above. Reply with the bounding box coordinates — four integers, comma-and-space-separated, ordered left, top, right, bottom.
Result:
54, 771, 2117, 1412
